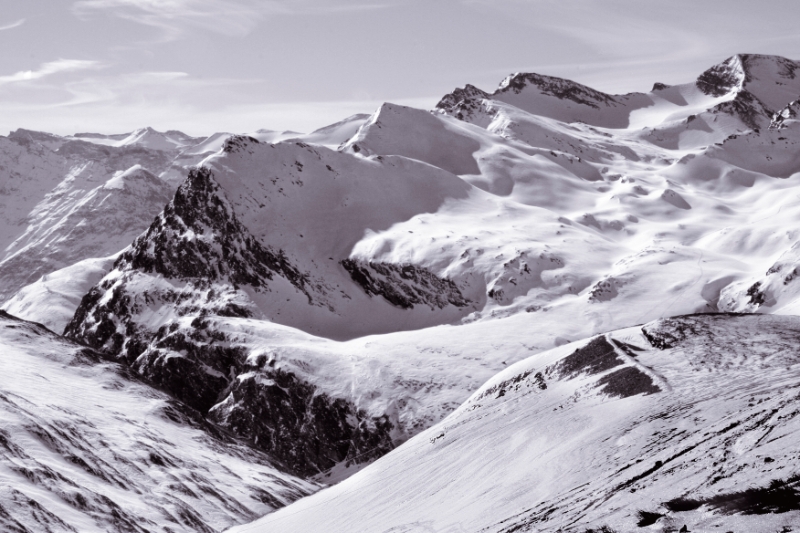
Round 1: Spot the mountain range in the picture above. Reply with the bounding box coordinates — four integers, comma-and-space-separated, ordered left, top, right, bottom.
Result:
2, 53, 800, 532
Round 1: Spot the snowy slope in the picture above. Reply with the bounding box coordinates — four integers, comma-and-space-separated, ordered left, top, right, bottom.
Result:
0, 131, 191, 304
0, 164, 175, 303
233, 314, 800, 533
57, 54, 800, 479
0, 310, 317, 533
72, 128, 202, 151
2, 255, 116, 332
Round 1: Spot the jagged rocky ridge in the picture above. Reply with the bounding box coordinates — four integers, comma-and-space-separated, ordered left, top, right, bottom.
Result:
64, 163, 398, 476
437, 53, 800, 133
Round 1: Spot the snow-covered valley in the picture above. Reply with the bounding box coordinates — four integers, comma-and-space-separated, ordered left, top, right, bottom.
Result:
2, 53, 800, 531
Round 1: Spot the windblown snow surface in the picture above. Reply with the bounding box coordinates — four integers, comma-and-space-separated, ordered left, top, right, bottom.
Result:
0, 311, 316, 533
233, 314, 800, 533
3, 53, 800, 531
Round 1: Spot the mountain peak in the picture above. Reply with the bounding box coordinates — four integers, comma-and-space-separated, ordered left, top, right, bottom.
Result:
698, 54, 800, 96
696, 54, 800, 130
434, 83, 491, 120
496, 71, 619, 108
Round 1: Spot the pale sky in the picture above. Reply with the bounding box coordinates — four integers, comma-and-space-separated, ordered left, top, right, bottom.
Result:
1, 0, 799, 136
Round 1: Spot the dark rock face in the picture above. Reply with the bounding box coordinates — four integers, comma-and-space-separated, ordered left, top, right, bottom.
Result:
209, 364, 394, 476
498, 72, 619, 109
549, 336, 623, 379
119, 166, 311, 294
596, 366, 660, 398
435, 84, 492, 121
341, 259, 470, 310
222, 135, 261, 154
770, 98, 799, 129
65, 167, 394, 477
697, 57, 744, 97
712, 89, 771, 131
663, 475, 800, 515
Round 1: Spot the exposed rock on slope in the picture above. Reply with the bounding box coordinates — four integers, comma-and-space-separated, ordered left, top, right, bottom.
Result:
235, 314, 800, 533
0, 311, 316, 533
341, 259, 470, 310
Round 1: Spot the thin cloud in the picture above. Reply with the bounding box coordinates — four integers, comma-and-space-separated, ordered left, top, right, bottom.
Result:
72, 0, 289, 39
71, 0, 392, 40
0, 19, 25, 31
0, 59, 102, 86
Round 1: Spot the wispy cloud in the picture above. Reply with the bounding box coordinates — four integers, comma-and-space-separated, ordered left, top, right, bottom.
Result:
72, 0, 288, 39
71, 0, 392, 40
0, 19, 25, 31
0, 59, 102, 86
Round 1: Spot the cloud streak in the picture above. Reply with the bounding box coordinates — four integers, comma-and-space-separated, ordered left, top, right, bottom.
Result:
0, 59, 102, 86
71, 0, 392, 40
72, 0, 289, 39
0, 19, 25, 31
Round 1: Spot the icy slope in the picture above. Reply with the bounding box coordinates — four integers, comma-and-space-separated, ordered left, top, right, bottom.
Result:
234, 314, 800, 533
0, 310, 317, 533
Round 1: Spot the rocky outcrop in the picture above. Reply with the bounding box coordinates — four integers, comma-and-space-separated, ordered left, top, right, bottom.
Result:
435, 84, 492, 121
115, 166, 311, 294
696, 56, 745, 97
770, 97, 799, 129
209, 358, 394, 476
341, 259, 470, 310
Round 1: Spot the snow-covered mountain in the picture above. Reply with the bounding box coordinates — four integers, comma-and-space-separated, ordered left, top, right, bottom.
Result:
0, 120, 371, 327
234, 313, 800, 533
0, 310, 316, 533
3, 53, 800, 531
50, 54, 800, 478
